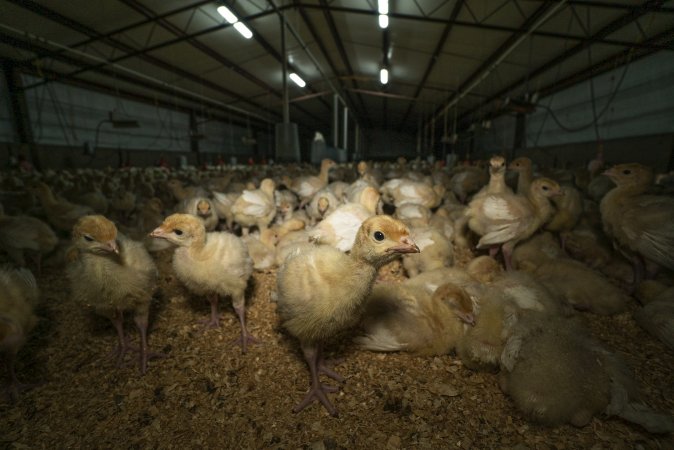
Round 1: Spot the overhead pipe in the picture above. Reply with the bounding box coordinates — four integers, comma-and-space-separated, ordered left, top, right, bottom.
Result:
3, 35, 273, 131
296, 3, 666, 50
435, 0, 569, 123
343, 106, 349, 150
268, 0, 349, 111
333, 94, 339, 148
430, 116, 435, 155
355, 123, 360, 157
0, 23, 272, 122
416, 119, 421, 156
280, 9, 289, 124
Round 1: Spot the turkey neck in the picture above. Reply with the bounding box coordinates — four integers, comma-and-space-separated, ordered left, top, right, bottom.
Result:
261, 183, 275, 199
528, 190, 555, 224
186, 227, 208, 254
516, 169, 532, 195
319, 164, 331, 185
487, 169, 507, 194
602, 179, 650, 209
35, 185, 58, 207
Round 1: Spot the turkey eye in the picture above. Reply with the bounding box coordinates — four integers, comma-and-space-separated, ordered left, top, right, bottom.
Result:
174, 229, 183, 236
83, 235, 94, 242
622, 169, 631, 175
542, 185, 549, 191
374, 231, 385, 241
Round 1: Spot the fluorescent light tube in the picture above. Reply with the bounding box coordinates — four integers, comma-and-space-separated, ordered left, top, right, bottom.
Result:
217, 6, 238, 24
289, 73, 306, 88
378, 0, 389, 15
233, 22, 253, 39
378, 14, 389, 29
380, 68, 389, 85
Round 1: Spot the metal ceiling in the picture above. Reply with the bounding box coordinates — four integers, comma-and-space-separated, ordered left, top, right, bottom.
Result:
0, 0, 672, 139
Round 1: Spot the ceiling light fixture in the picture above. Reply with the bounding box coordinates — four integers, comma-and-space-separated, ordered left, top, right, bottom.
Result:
233, 22, 253, 39
289, 73, 306, 88
380, 68, 389, 85
217, 6, 238, 24
217, 5, 253, 39
378, 0, 389, 29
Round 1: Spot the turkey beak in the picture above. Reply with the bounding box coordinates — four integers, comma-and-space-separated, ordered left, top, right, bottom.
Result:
149, 227, 165, 239
106, 240, 119, 254
387, 236, 420, 254
463, 313, 476, 327
603, 167, 616, 179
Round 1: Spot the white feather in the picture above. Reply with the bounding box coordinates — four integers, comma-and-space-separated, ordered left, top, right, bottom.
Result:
400, 184, 418, 198
240, 190, 270, 216
383, 179, 402, 190
412, 229, 435, 250
297, 180, 317, 198
355, 327, 407, 352
398, 205, 423, 219
483, 196, 515, 221
504, 286, 544, 311
212, 191, 234, 206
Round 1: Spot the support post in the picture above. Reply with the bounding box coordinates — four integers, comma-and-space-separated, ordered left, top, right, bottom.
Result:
2, 62, 39, 170
430, 116, 436, 158
333, 93, 339, 148
416, 119, 421, 157
281, 12, 289, 125
189, 110, 201, 165
355, 123, 360, 159
342, 106, 348, 151
513, 112, 526, 159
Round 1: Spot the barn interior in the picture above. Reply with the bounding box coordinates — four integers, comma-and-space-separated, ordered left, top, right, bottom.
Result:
0, 1, 673, 448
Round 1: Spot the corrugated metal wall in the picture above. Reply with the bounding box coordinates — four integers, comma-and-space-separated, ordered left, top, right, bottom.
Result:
473, 51, 674, 166
526, 51, 674, 148
0, 72, 13, 143
0, 75, 266, 157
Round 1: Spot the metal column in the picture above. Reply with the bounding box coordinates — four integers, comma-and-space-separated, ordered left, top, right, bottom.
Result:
281, 12, 289, 125
513, 112, 526, 160
333, 93, 339, 148
342, 106, 348, 151
355, 123, 360, 159
189, 110, 201, 165
274, 9, 299, 162
2, 61, 39, 170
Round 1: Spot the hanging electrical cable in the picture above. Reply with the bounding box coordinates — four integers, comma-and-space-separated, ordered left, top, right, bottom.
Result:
535, 54, 632, 133
531, 10, 576, 148
532, 11, 657, 135
586, 8, 602, 144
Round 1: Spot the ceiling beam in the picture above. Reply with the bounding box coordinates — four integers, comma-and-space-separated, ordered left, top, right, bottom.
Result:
25, 0, 214, 64
0, 32, 278, 127
470, 25, 674, 126
293, 0, 363, 126
10, 1, 285, 101
459, 0, 666, 124
296, 3, 673, 51
117, 0, 277, 94
545, 0, 674, 13
538, 26, 674, 98
8, 0, 282, 119
223, 2, 332, 113
3, 56, 265, 132
430, 1, 565, 123
117, 0, 323, 125
397, 0, 465, 130
317, 0, 370, 128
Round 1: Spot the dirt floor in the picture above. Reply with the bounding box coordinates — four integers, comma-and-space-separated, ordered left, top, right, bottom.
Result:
1, 246, 673, 450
